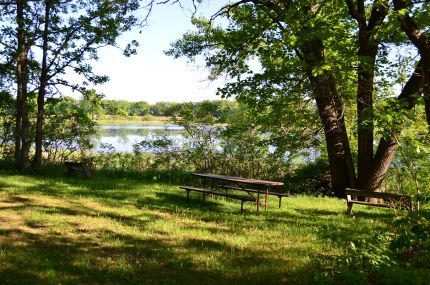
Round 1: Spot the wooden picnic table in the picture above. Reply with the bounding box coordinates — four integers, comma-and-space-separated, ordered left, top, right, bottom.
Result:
192, 173, 285, 211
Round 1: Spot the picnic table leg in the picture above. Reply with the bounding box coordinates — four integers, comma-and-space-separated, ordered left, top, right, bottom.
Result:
257, 190, 260, 212
265, 188, 268, 211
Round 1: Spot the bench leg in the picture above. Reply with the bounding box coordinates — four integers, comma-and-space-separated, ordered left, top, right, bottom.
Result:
241, 201, 244, 213
346, 202, 353, 216
278, 196, 282, 209
203, 193, 206, 201
186, 190, 190, 200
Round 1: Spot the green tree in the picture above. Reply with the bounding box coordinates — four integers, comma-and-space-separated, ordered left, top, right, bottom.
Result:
150, 102, 178, 116
44, 97, 95, 162
1, 0, 141, 170
81, 90, 105, 120
102, 100, 131, 117
167, 0, 429, 196
0, 91, 15, 157
130, 101, 151, 116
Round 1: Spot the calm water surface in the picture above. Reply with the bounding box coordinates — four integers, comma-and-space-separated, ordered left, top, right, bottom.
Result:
93, 124, 186, 152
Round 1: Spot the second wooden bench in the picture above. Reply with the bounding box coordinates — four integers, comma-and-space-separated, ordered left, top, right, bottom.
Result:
345, 188, 413, 216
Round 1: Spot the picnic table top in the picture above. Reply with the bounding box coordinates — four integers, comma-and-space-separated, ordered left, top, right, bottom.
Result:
192, 173, 284, 187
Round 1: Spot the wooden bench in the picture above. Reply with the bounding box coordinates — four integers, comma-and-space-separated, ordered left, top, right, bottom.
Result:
218, 185, 292, 208
65, 161, 91, 179
345, 188, 413, 216
179, 186, 255, 212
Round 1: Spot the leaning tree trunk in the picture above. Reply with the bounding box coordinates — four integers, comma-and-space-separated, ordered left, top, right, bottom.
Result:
364, 0, 430, 191
299, 38, 356, 197
364, 60, 425, 191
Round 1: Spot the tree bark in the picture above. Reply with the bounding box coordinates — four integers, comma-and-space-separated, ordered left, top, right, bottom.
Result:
15, 0, 31, 171
300, 38, 356, 197
33, 0, 51, 170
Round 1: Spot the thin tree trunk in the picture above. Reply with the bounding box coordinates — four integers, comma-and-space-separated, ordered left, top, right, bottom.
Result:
345, 0, 388, 190
33, 0, 51, 170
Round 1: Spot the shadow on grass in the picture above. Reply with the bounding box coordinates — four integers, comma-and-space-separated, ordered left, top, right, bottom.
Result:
1, 168, 425, 284
0, 221, 342, 285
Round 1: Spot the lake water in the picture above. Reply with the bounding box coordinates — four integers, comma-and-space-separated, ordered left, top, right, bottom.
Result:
93, 124, 186, 152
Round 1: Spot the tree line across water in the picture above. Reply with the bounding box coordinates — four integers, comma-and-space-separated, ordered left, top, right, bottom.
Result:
79, 90, 238, 120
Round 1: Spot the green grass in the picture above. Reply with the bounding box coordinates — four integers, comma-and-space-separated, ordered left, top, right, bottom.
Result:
0, 170, 428, 284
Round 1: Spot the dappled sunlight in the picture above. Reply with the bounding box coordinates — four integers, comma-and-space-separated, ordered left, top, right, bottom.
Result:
0, 173, 426, 284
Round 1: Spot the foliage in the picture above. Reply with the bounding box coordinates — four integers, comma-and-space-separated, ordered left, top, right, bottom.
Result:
0, 92, 15, 157
0, 0, 142, 170
130, 101, 151, 116
382, 103, 430, 202
80, 89, 106, 119
102, 100, 132, 117
283, 158, 332, 195
166, 0, 430, 195
390, 211, 430, 267
43, 97, 95, 162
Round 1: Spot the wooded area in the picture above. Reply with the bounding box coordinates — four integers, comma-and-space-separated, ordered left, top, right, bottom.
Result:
1, 0, 429, 198
167, 0, 430, 197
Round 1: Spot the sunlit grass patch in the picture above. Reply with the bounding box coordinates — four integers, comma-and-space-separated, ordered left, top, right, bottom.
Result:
0, 172, 428, 284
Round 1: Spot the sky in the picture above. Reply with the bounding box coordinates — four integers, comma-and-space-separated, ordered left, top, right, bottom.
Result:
86, 1, 226, 104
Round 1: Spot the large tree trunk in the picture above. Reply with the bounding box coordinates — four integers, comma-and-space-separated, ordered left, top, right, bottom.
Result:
299, 39, 356, 197
364, 60, 425, 191
15, 0, 31, 171
33, 0, 51, 171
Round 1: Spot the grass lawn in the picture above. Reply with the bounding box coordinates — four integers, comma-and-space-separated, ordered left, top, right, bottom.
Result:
0, 170, 428, 284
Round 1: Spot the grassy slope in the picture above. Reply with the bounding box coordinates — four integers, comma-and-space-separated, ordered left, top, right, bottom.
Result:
0, 171, 427, 285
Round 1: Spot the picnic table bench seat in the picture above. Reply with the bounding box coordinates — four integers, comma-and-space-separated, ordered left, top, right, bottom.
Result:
217, 185, 292, 208
64, 161, 91, 179
179, 186, 255, 212
345, 188, 413, 216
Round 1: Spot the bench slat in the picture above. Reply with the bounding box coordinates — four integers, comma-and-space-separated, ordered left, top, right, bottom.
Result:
218, 185, 290, 197
348, 201, 390, 208
180, 186, 255, 201
345, 188, 411, 201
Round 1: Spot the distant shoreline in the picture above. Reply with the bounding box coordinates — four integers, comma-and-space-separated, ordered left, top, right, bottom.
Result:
95, 115, 173, 126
